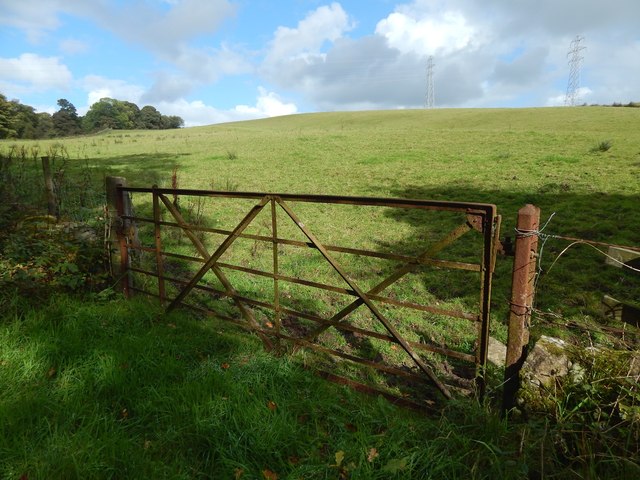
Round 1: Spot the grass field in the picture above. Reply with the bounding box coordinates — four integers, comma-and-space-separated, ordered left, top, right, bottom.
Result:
8, 106, 639, 323
1, 106, 639, 478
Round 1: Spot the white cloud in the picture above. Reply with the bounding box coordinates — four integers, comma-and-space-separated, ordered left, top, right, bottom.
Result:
546, 87, 593, 107
265, 2, 353, 65
235, 87, 297, 117
375, 10, 476, 56
157, 88, 298, 127
82, 75, 146, 111
0, 53, 72, 92
0, 0, 63, 43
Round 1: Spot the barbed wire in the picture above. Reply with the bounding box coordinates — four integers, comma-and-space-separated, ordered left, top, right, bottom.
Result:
515, 211, 640, 275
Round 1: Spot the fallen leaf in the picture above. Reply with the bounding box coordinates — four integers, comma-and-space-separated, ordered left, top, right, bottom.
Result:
344, 423, 357, 432
143, 440, 152, 450
262, 469, 278, 480
221, 363, 230, 369
288, 456, 300, 465
334, 450, 345, 467
382, 457, 409, 473
46, 367, 57, 379
167, 323, 176, 328
267, 400, 277, 411
234, 467, 244, 479
367, 447, 379, 462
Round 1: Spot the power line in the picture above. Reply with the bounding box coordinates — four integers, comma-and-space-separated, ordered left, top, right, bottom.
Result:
564, 35, 586, 106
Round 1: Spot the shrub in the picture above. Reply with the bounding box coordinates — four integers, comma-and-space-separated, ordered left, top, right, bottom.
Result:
0, 218, 108, 305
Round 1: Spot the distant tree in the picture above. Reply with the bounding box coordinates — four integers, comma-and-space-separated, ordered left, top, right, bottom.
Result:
0, 93, 17, 139
161, 114, 184, 129
8, 100, 39, 139
52, 98, 82, 136
83, 98, 121, 131
139, 105, 163, 129
81, 97, 184, 132
120, 101, 141, 128
83, 98, 148, 131
35, 112, 54, 139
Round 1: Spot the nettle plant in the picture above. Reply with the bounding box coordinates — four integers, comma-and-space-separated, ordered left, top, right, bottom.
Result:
0, 217, 106, 300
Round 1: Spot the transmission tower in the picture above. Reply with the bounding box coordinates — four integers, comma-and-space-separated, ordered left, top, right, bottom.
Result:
564, 35, 586, 106
425, 56, 434, 109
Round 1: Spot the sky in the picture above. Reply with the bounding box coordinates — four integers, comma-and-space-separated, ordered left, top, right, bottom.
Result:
1, 0, 639, 127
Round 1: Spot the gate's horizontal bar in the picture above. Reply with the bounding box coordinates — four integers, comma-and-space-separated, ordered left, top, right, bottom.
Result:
130, 255, 479, 323
130, 266, 476, 363
124, 217, 482, 272
119, 187, 495, 215
217, 261, 478, 322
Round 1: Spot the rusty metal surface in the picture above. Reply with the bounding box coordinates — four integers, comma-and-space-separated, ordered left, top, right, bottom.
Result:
503, 204, 540, 411
118, 186, 499, 405
123, 215, 482, 272
120, 186, 495, 215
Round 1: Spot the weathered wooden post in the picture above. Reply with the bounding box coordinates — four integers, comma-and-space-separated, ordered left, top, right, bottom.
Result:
503, 204, 540, 413
105, 176, 134, 298
41, 156, 58, 218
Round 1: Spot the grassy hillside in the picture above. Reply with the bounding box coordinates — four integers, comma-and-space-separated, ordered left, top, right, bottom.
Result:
1, 107, 640, 478
6, 106, 637, 218
5, 106, 638, 318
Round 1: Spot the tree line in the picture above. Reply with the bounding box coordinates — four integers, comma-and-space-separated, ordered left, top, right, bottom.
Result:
0, 93, 184, 139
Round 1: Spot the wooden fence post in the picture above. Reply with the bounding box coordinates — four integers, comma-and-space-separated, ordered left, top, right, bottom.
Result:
503, 204, 540, 413
41, 156, 58, 219
105, 176, 134, 298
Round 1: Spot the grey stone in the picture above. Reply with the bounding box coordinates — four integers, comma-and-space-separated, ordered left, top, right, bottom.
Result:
522, 335, 570, 388
487, 337, 507, 367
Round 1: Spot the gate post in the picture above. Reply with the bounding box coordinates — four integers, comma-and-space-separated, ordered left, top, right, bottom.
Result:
41, 156, 59, 219
503, 204, 540, 413
105, 176, 133, 298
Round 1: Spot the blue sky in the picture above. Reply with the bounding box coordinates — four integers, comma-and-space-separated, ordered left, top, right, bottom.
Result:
1, 0, 639, 126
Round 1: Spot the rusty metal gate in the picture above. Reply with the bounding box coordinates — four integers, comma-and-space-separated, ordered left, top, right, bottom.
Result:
114, 186, 500, 407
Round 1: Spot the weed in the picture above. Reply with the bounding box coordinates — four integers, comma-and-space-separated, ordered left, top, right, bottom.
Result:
591, 139, 612, 153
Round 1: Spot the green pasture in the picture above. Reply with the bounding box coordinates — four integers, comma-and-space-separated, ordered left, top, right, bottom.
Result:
1, 107, 639, 478
7, 106, 638, 327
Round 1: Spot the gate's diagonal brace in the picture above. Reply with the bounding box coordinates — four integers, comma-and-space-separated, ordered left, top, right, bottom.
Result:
158, 194, 273, 349
165, 195, 269, 311
276, 197, 452, 399
303, 220, 474, 343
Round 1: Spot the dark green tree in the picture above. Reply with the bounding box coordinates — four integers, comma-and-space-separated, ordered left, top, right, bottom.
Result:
139, 105, 163, 129
52, 98, 82, 136
0, 93, 17, 139
35, 112, 54, 139
120, 101, 141, 128
83, 98, 120, 131
8, 100, 39, 139
161, 115, 184, 129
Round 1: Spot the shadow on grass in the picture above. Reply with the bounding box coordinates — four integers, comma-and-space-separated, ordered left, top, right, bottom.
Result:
3, 295, 459, 479
84, 153, 188, 187
377, 181, 640, 333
